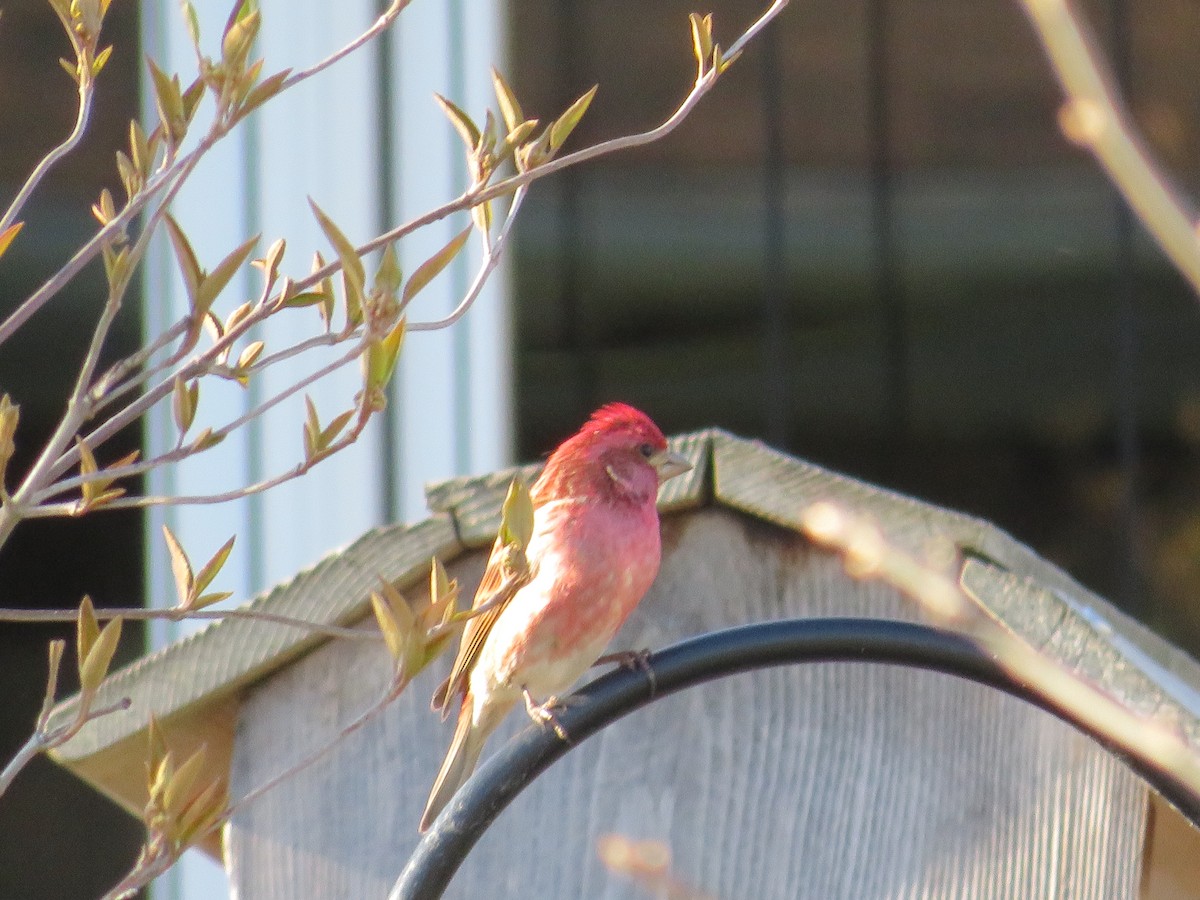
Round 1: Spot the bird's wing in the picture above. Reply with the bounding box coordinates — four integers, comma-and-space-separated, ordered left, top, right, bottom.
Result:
431, 531, 529, 718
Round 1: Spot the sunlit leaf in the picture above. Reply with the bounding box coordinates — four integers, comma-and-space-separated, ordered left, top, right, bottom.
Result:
77, 595, 101, 670
182, 2, 201, 48
162, 745, 207, 817
434, 93, 480, 152
500, 478, 534, 550
550, 85, 598, 152
191, 535, 235, 602
195, 234, 259, 315
0, 393, 18, 488
689, 12, 714, 77
239, 68, 290, 116
401, 226, 471, 305
79, 616, 122, 694
363, 318, 406, 391
308, 200, 364, 327
371, 590, 406, 663
172, 376, 198, 438
491, 68, 524, 134
162, 524, 193, 608
373, 243, 402, 299
221, 8, 260, 70
163, 215, 202, 305
237, 339, 264, 372
320, 409, 355, 448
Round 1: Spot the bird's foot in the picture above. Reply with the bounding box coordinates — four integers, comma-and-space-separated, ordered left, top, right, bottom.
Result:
594, 648, 656, 694
522, 689, 575, 742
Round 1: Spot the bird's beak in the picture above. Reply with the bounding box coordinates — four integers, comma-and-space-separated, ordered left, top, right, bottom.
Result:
650, 449, 692, 483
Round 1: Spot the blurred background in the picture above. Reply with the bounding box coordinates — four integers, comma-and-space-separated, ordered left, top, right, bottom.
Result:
3, 0, 1200, 895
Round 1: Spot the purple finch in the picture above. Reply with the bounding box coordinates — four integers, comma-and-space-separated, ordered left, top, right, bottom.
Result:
419, 403, 690, 831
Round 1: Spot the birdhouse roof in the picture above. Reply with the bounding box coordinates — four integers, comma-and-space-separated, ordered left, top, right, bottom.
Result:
46, 429, 1200, 857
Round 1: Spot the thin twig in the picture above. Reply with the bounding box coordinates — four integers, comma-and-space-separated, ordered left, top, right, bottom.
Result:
1017, 0, 1200, 295
0, 0, 414, 350
224, 677, 404, 819
0, 695, 131, 799
0, 70, 94, 235
284, 0, 793, 305
801, 502, 1200, 811
0, 606, 376, 640
409, 185, 527, 331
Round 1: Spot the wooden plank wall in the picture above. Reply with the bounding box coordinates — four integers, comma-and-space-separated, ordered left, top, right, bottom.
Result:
226, 508, 1147, 898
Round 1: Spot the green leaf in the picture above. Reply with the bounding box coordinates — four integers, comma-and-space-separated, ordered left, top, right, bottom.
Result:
42, 639, 65, 712
92, 44, 113, 77
715, 45, 742, 74
173, 777, 227, 849
59, 57, 80, 84
114, 150, 140, 200
471, 198, 492, 235
191, 591, 233, 611
550, 85, 597, 152
320, 409, 355, 448
182, 2, 201, 48
238, 339, 265, 367
491, 68, 523, 134
363, 318, 406, 391
308, 199, 364, 327
172, 376, 198, 438
239, 68, 290, 116
302, 395, 321, 459
373, 243, 402, 299
190, 428, 226, 453
225, 301, 253, 333
162, 524, 193, 608
502, 119, 539, 156
77, 595, 101, 672
371, 590, 407, 663
195, 234, 259, 316
79, 616, 122, 694
401, 226, 471, 305
221, 8, 260, 70
146, 715, 169, 775
191, 535, 235, 601
181, 77, 205, 123
146, 57, 185, 143
253, 238, 286, 285
434, 93, 480, 152
279, 291, 328, 309
163, 215, 202, 306
689, 12, 714, 77
431, 557, 452, 605
499, 478, 534, 549
129, 120, 151, 178
162, 745, 207, 817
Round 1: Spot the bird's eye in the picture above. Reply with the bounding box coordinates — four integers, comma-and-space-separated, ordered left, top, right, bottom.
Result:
638, 443, 655, 458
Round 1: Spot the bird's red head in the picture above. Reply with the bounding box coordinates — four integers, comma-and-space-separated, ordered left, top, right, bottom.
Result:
532, 403, 674, 505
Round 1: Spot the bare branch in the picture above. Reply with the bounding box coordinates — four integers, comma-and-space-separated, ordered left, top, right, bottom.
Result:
0, 67, 94, 235
1017, 0, 1200, 295
409, 185, 527, 332
0, 605, 376, 640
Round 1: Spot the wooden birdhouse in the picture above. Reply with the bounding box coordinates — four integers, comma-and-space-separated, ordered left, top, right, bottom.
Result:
48, 430, 1200, 898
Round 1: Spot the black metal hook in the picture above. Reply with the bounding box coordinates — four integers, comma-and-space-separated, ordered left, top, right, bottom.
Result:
391, 616, 1200, 899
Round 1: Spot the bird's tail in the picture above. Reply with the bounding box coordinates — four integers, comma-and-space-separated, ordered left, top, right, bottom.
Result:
419, 698, 491, 832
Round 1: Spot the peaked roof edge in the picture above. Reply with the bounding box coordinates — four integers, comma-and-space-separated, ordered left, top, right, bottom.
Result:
44, 428, 1200, 837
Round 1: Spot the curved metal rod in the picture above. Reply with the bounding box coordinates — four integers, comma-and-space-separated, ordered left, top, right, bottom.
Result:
391, 616, 1198, 899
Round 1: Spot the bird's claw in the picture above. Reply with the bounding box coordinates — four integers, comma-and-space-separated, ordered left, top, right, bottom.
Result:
523, 689, 573, 742
595, 648, 657, 695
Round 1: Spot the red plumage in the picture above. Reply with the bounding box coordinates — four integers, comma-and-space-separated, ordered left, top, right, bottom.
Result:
419, 404, 689, 832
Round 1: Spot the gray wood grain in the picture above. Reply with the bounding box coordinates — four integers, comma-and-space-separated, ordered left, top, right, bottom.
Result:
227, 508, 1147, 899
